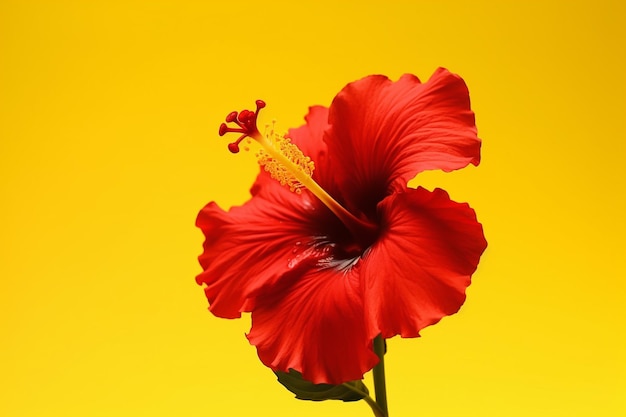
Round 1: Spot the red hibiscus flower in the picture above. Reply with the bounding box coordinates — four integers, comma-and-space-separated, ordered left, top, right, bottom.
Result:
196, 67, 487, 385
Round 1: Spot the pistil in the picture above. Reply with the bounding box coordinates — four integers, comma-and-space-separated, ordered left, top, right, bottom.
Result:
218, 100, 377, 240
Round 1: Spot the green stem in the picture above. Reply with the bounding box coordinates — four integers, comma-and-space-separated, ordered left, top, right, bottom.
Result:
373, 335, 389, 417
342, 382, 385, 417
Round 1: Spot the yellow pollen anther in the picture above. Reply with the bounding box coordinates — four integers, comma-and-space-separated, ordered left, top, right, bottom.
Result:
257, 121, 315, 194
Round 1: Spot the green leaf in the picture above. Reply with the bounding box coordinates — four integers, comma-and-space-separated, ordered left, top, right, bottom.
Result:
275, 369, 369, 402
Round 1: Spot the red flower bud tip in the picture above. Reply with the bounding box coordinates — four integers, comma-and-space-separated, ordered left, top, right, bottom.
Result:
218, 100, 266, 153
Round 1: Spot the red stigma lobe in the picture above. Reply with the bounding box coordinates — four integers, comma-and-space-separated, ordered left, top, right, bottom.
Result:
218, 100, 266, 153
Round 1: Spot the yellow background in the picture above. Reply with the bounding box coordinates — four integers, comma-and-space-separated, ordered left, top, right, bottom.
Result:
1, 1, 624, 416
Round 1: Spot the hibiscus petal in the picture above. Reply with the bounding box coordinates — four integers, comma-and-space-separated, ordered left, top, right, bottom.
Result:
196, 176, 329, 319
362, 187, 487, 339
325, 68, 481, 215
247, 266, 379, 385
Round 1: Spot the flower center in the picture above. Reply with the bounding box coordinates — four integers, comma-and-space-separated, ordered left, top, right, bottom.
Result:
219, 100, 378, 241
